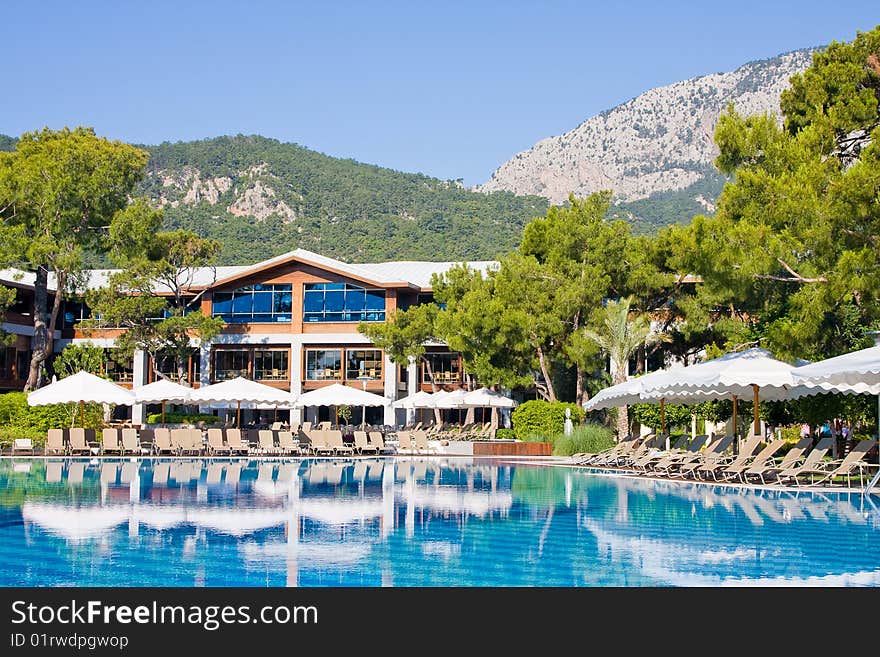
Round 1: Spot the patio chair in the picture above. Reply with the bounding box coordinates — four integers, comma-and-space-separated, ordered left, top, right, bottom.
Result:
122, 428, 150, 456
306, 429, 334, 456
742, 435, 813, 485
693, 434, 764, 481
257, 430, 279, 455
633, 434, 704, 473
616, 434, 665, 469
225, 429, 251, 455
368, 430, 388, 454
188, 429, 205, 455
804, 439, 876, 488
68, 428, 96, 456
45, 429, 67, 455
719, 437, 788, 483
580, 434, 643, 467
170, 429, 191, 455
138, 429, 155, 453
774, 437, 835, 486
153, 428, 175, 456
207, 428, 232, 455
353, 430, 379, 454
276, 430, 301, 455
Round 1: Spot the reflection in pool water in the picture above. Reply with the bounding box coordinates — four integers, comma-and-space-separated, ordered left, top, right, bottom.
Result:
1, 457, 879, 586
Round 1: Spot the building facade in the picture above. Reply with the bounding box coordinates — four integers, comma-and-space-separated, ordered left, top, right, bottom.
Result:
1, 250, 497, 427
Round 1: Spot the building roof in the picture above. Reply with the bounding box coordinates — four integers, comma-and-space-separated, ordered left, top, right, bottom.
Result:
0, 249, 500, 294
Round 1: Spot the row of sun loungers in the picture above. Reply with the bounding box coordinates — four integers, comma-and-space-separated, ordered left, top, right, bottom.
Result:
575, 433, 879, 488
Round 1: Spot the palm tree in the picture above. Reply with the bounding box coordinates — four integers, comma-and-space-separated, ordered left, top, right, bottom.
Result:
583, 296, 664, 440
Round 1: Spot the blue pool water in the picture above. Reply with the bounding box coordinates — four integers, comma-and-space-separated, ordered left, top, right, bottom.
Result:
1, 457, 879, 586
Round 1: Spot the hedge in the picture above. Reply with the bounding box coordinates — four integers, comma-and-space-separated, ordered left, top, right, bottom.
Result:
146, 411, 221, 425
511, 400, 586, 441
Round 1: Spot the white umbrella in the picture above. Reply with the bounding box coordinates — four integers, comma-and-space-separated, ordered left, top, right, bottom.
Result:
22, 502, 130, 541
639, 348, 800, 437
189, 376, 293, 427
433, 388, 468, 409
294, 383, 386, 426
27, 370, 136, 426
185, 508, 289, 536
461, 387, 517, 408
791, 346, 880, 391
392, 390, 438, 409
297, 498, 384, 524
134, 378, 193, 425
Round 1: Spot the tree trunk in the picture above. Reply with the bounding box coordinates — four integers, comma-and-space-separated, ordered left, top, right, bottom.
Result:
421, 356, 442, 424
613, 365, 628, 441
177, 357, 187, 384
575, 365, 585, 408
536, 343, 556, 402
25, 266, 49, 391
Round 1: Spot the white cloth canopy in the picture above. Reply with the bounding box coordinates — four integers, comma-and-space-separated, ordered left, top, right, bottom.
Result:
791, 345, 880, 393
584, 369, 674, 411
293, 383, 387, 408
433, 388, 469, 409
639, 348, 800, 403
461, 387, 517, 408
188, 376, 293, 405
133, 378, 193, 404
392, 390, 438, 409
27, 370, 136, 406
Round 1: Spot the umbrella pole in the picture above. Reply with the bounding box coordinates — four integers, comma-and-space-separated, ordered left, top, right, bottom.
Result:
752, 384, 760, 437
80, 400, 85, 428
161, 400, 166, 427
237, 400, 241, 429
660, 398, 666, 436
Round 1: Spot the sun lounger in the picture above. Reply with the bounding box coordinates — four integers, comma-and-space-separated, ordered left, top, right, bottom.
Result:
630, 434, 697, 472
805, 439, 876, 488
773, 437, 836, 486
353, 430, 379, 454
326, 430, 354, 455
153, 428, 175, 455
68, 428, 97, 456
720, 438, 788, 483
101, 428, 123, 455
694, 434, 764, 481
306, 429, 334, 456
122, 428, 150, 455
225, 429, 250, 455
368, 430, 387, 453
257, 430, 279, 455
11, 438, 35, 455
206, 428, 231, 455
397, 431, 414, 454
413, 430, 435, 454
45, 429, 67, 455
742, 435, 813, 485
580, 434, 643, 467
276, 430, 301, 455
670, 435, 735, 478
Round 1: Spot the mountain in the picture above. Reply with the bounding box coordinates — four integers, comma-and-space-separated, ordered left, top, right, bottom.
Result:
476, 49, 816, 230
0, 133, 548, 265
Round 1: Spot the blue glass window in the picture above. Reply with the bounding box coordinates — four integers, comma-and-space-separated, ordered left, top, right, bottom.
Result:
302, 283, 386, 322
212, 284, 293, 323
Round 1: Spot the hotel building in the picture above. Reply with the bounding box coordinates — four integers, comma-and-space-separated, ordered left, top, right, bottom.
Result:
0, 250, 497, 426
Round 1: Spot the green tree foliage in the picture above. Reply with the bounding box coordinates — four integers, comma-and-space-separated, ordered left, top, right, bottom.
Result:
84, 208, 224, 383
670, 26, 880, 364
0, 127, 150, 389
583, 296, 668, 438
359, 303, 441, 387
510, 399, 585, 441
0, 285, 16, 347
52, 342, 106, 378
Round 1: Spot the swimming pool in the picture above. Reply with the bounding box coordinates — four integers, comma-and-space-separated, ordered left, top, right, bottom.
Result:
1, 457, 878, 586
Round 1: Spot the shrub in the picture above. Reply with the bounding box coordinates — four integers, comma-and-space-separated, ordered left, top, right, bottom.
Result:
0, 391, 104, 433
551, 424, 615, 456
511, 400, 585, 441
494, 428, 516, 440
146, 411, 220, 425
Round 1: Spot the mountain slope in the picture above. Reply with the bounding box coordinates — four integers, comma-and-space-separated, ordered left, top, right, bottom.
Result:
477, 49, 815, 216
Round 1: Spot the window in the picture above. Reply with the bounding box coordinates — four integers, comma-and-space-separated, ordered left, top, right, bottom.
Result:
152, 350, 200, 383
421, 353, 462, 384
254, 350, 289, 381
212, 284, 292, 323
103, 356, 134, 383
212, 350, 249, 381
305, 349, 342, 381
303, 283, 385, 322
62, 300, 91, 328
345, 349, 383, 381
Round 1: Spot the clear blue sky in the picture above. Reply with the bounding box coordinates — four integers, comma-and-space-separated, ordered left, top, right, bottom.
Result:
2, 1, 878, 186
